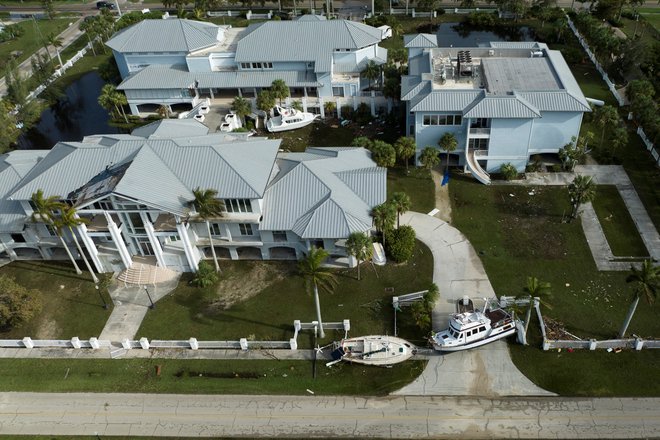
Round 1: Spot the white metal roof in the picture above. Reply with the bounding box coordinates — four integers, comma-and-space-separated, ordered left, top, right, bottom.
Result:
106, 19, 221, 53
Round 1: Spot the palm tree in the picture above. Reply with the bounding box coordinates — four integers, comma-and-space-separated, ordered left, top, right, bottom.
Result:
298, 247, 337, 339
257, 90, 275, 117
592, 105, 620, 148
232, 96, 251, 125
270, 79, 290, 106
47, 33, 63, 67
363, 60, 380, 90
438, 132, 458, 174
518, 277, 552, 340
98, 84, 123, 121
371, 202, 396, 248
419, 146, 440, 171
323, 101, 336, 118
345, 232, 373, 281
619, 261, 659, 338
30, 190, 82, 275
192, 187, 225, 273
390, 192, 411, 228
112, 90, 129, 124
157, 104, 171, 119
57, 205, 98, 283
568, 175, 596, 221
394, 137, 416, 171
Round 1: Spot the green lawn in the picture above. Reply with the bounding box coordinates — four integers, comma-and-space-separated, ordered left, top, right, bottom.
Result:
387, 166, 435, 213
138, 241, 434, 347
0, 18, 72, 73
591, 185, 649, 257
0, 358, 427, 395
450, 177, 660, 339
0, 261, 112, 339
264, 121, 356, 152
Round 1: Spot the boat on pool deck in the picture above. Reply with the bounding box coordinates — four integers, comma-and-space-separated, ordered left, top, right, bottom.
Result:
266, 105, 319, 132
330, 335, 416, 366
430, 297, 517, 352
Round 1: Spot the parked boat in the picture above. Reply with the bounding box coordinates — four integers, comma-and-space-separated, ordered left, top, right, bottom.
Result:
430, 297, 516, 352
266, 105, 319, 132
329, 335, 415, 366
219, 112, 242, 132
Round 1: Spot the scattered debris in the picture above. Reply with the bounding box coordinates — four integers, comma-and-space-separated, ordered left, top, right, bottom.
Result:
544, 316, 581, 340
306, 389, 315, 394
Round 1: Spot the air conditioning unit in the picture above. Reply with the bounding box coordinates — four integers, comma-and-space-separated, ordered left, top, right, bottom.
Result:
488, 50, 495, 56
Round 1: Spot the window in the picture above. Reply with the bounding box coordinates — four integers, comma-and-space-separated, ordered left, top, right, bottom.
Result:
479, 326, 486, 332
11, 233, 25, 243
93, 201, 113, 210
224, 199, 253, 213
266, 62, 273, 69
469, 138, 489, 150
240, 62, 250, 69
421, 114, 463, 126
210, 223, 222, 236
272, 230, 287, 242
239, 224, 253, 236
45, 224, 57, 236
332, 87, 344, 97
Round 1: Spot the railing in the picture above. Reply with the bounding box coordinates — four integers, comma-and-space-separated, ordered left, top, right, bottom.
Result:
469, 127, 491, 136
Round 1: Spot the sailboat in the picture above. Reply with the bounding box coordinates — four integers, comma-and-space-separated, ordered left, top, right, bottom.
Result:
328, 335, 415, 366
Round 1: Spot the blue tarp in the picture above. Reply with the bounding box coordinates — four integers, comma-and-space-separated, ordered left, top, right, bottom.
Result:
441, 172, 450, 186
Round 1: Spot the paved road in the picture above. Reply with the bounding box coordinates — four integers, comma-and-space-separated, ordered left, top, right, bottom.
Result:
0, 392, 658, 437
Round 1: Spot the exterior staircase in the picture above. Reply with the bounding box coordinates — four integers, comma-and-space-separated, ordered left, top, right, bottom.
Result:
117, 260, 180, 286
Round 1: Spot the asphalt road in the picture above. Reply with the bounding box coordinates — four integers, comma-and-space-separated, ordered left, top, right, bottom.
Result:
0, 392, 659, 437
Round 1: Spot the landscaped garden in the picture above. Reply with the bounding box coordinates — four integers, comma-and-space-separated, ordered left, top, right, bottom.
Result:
450, 176, 660, 396
138, 240, 434, 347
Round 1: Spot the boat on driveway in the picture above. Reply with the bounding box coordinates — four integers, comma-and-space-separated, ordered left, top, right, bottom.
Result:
329, 335, 415, 366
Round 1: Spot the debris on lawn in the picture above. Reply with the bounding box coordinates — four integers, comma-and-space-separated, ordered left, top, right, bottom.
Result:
544, 316, 582, 340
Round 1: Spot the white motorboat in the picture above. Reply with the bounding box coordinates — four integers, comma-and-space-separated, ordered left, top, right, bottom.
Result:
430, 297, 516, 352
266, 105, 319, 132
219, 112, 242, 132
329, 335, 415, 366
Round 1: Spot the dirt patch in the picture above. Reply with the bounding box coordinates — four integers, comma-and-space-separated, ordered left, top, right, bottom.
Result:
209, 262, 292, 310
430, 169, 453, 223
34, 318, 61, 339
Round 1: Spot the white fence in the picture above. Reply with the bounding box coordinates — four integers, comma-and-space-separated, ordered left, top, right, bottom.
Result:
206, 9, 272, 19
567, 15, 658, 168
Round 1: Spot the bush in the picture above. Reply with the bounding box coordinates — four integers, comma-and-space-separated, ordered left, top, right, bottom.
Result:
340, 105, 354, 120
386, 225, 416, 263
466, 11, 499, 27
500, 163, 518, 180
562, 47, 585, 65
191, 261, 219, 288
0, 275, 42, 330
355, 102, 373, 125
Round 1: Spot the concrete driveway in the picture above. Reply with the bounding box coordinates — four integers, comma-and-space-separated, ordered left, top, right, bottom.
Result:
394, 212, 553, 396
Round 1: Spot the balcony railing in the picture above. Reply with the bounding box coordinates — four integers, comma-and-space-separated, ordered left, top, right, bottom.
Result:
469, 127, 491, 135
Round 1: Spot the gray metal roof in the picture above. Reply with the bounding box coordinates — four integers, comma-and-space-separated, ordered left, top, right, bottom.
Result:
482, 57, 561, 95
408, 54, 430, 77
9, 121, 281, 213
260, 147, 386, 239
235, 20, 383, 73
295, 14, 327, 21
118, 65, 320, 90
404, 34, 437, 48
410, 90, 482, 112
517, 91, 591, 112
545, 50, 591, 110
488, 42, 542, 49
132, 119, 209, 138
0, 151, 45, 232
106, 19, 220, 53
463, 94, 541, 119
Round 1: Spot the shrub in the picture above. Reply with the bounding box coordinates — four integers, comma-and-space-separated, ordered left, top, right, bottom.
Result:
0, 275, 42, 330
386, 225, 416, 263
562, 47, 585, 65
340, 105, 354, 120
370, 141, 396, 168
500, 163, 518, 181
355, 102, 373, 125
191, 261, 219, 288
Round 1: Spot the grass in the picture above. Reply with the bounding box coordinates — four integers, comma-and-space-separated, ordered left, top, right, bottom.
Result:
0, 261, 112, 339
450, 177, 660, 339
570, 63, 618, 106
264, 121, 356, 152
0, 358, 427, 395
0, 18, 72, 73
387, 166, 435, 213
138, 240, 434, 347
591, 185, 649, 257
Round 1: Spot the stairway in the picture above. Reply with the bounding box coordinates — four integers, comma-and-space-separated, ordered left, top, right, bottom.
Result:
117, 261, 180, 286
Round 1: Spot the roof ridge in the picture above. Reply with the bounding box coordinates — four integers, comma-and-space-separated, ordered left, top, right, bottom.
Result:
144, 140, 207, 194
210, 145, 268, 197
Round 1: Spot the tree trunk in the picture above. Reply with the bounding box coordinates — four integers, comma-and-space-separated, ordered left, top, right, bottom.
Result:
59, 235, 82, 275
69, 226, 99, 283
357, 258, 361, 281
206, 221, 220, 273
570, 202, 580, 221
55, 50, 63, 68
120, 104, 128, 123
445, 152, 450, 174
313, 282, 325, 338
618, 295, 640, 338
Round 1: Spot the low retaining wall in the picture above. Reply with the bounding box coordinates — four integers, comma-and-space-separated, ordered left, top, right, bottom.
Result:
543, 338, 660, 351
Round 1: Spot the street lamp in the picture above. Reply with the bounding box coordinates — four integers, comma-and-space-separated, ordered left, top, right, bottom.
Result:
95, 284, 109, 310
144, 285, 155, 310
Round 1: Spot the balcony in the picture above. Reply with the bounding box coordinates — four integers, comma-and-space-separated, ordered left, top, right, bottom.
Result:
469, 127, 491, 137
152, 213, 177, 232
84, 214, 122, 232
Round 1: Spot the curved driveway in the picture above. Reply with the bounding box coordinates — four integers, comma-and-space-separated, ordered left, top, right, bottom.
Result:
394, 212, 553, 396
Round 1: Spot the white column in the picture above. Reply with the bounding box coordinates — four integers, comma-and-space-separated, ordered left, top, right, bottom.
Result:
176, 222, 198, 272
144, 220, 166, 268
104, 212, 132, 269
76, 223, 104, 273
224, 223, 232, 242
229, 248, 238, 260
370, 92, 376, 117
319, 96, 325, 118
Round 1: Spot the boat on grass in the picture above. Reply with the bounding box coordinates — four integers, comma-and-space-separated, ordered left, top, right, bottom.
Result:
329, 335, 415, 366
430, 297, 516, 352
266, 105, 319, 132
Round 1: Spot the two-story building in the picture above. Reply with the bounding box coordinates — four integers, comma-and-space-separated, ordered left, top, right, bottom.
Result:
107, 15, 388, 115
401, 38, 591, 184
0, 120, 386, 272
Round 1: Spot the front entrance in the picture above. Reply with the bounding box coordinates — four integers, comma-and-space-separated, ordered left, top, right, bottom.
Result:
137, 238, 155, 256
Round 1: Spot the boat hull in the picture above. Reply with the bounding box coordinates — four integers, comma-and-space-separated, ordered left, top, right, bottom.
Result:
432, 327, 516, 352
340, 335, 414, 366
266, 117, 317, 133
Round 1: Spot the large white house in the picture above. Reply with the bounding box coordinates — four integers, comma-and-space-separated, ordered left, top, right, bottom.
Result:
0, 120, 386, 272
402, 38, 591, 184
107, 15, 388, 115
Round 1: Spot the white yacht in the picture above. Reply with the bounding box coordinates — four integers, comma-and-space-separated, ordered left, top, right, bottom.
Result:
266, 105, 319, 132
329, 335, 415, 366
431, 297, 516, 352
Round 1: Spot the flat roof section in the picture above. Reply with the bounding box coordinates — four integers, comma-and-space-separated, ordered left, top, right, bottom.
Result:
482, 57, 561, 95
